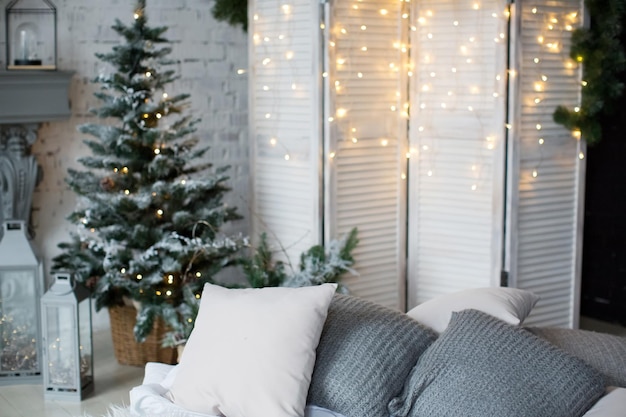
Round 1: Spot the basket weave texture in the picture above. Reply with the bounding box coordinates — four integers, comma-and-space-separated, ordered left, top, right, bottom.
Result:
108, 305, 177, 366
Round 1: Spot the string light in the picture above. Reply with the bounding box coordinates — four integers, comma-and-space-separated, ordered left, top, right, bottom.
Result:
250, 0, 583, 204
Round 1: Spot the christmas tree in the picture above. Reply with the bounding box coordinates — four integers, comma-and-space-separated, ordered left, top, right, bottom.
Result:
53, 0, 244, 342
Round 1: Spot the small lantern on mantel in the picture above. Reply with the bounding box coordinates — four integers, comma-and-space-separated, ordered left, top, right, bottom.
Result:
41, 272, 94, 401
5, 0, 57, 70
0, 220, 45, 385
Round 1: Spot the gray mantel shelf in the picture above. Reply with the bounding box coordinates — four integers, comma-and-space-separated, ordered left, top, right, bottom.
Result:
0, 71, 74, 124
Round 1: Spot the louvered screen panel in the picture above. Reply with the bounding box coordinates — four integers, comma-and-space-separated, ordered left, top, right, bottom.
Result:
325, 0, 408, 310
407, 0, 510, 307
249, 0, 323, 263
508, 0, 585, 327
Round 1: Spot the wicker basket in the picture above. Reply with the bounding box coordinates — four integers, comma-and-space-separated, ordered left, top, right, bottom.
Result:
108, 305, 177, 366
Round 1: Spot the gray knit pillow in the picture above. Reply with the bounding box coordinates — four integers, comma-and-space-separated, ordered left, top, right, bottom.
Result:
389, 309, 605, 417
528, 327, 626, 388
307, 294, 437, 417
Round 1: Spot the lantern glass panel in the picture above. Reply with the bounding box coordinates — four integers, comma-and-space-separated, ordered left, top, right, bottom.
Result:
6, 0, 57, 70
78, 297, 92, 384
44, 304, 76, 388
0, 268, 40, 377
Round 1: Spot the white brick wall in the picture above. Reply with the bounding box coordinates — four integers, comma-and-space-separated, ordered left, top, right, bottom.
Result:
1, 0, 249, 328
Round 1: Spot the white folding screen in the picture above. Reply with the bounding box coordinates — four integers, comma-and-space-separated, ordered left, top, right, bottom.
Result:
506, 0, 585, 327
250, 0, 586, 322
324, 0, 409, 309
249, 0, 324, 263
406, 0, 585, 327
407, 0, 510, 307
250, 0, 407, 309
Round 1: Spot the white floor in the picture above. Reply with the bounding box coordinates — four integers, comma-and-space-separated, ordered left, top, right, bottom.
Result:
0, 330, 145, 417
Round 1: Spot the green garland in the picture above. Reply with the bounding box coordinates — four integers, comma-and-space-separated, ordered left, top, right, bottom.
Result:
212, 0, 248, 32
553, 0, 626, 144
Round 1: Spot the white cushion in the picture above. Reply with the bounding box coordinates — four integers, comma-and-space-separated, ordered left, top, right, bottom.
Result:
406, 287, 539, 333
583, 387, 626, 417
166, 283, 337, 417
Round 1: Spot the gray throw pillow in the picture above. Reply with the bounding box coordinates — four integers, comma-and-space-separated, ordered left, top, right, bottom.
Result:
307, 294, 437, 417
389, 309, 605, 417
528, 327, 626, 388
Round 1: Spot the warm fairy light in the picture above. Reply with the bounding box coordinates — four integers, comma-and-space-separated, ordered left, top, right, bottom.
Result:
166, 290, 172, 297
136, 274, 142, 280
124, 189, 130, 195
538, 138, 545, 145
156, 113, 162, 119
285, 51, 294, 59
262, 58, 271, 65
532, 170, 538, 178
270, 138, 277, 146
121, 268, 126, 274
284, 154, 290, 160
578, 152, 585, 160
167, 275, 174, 284
162, 93, 168, 99
157, 209, 164, 216
336, 108, 347, 118
154, 148, 160, 155
133, 13, 139, 19
156, 291, 162, 296
573, 130, 582, 139
122, 167, 129, 174
381, 139, 389, 146
329, 151, 336, 159
281, 4, 291, 14
265, 113, 271, 119
380, 9, 388, 16
196, 272, 202, 278
237, 69, 246, 75
536, 124, 542, 130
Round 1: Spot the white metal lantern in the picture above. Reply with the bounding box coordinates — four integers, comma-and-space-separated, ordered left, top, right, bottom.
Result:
0, 220, 44, 385
5, 0, 57, 70
41, 272, 93, 401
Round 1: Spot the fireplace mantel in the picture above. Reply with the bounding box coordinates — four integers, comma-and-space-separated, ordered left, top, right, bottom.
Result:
0, 71, 73, 124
